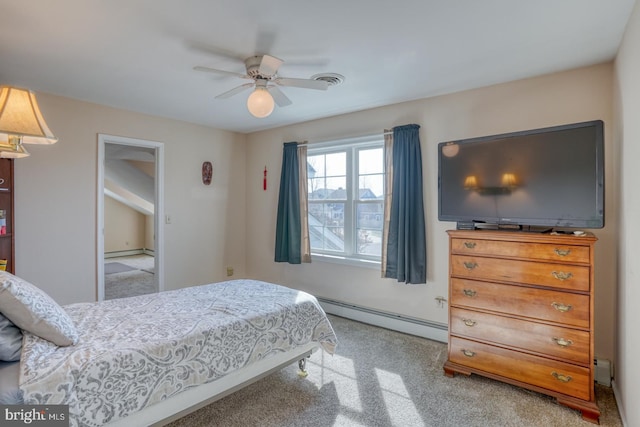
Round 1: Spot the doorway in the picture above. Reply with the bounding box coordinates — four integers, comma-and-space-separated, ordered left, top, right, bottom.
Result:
97, 134, 164, 301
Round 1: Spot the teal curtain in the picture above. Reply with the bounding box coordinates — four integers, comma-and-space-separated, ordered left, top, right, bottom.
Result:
275, 142, 302, 263
384, 124, 427, 283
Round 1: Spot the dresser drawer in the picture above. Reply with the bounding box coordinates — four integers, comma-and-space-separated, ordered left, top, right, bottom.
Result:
450, 337, 592, 400
451, 238, 590, 263
451, 255, 590, 292
450, 307, 590, 365
450, 278, 589, 328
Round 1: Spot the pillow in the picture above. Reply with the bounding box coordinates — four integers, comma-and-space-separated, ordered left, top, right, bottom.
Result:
0, 272, 78, 346
0, 314, 22, 361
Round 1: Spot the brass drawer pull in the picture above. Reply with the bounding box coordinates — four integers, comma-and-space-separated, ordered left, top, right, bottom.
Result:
551, 302, 573, 312
464, 241, 476, 249
462, 318, 477, 327
463, 261, 478, 270
551, 372, 572, 383
463, 289, 477, 298
551, 271, 573, 281
552, 337, 573, 347
461, 349, 476, 358
554, 248, 571, 257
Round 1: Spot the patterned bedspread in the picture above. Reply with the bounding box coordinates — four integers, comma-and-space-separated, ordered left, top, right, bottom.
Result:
19, 280, 337, 427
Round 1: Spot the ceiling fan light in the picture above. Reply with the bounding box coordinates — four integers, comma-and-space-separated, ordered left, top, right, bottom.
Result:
247, 88, 275, 118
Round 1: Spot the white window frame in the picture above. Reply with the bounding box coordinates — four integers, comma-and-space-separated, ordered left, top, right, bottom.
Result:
307, 136, 385, 267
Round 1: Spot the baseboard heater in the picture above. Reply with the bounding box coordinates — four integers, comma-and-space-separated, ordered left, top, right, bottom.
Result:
105, 249, 154, 259
317, 297, 448, 343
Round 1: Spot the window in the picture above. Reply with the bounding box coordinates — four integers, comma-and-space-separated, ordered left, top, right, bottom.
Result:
307, 138, 385, 263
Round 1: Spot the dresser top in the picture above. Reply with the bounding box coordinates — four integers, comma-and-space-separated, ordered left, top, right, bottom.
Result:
447, 229, 597, 245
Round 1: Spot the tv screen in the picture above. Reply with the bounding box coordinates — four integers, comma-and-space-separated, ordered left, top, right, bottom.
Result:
438, 120, 604, 230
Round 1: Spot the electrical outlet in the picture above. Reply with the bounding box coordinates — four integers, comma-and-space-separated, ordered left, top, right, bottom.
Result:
226, 266, 234, 276
435, 296, 448, 308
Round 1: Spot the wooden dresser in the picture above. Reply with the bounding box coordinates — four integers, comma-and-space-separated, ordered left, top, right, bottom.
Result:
443, 230, 599, 423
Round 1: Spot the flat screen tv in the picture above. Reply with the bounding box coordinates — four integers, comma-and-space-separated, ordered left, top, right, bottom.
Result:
438, 120, 604, 230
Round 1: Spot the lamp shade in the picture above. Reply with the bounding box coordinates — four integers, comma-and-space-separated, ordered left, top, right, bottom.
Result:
501, 173, 517, 187
247, 88, 275, 118
0, 86, 58, 144
464, 175, 478, 190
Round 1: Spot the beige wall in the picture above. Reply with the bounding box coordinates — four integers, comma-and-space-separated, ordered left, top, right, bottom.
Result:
128, 159, 155, 177
145, 214, 154, 251
246, 63, 616, 363
613, 0, 640, 424
116, 159, 155, 252
104, 196, 145, 253
14, 93, 247, 304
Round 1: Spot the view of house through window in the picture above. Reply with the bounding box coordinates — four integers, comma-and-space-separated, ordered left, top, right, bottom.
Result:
307, 139, 384, 261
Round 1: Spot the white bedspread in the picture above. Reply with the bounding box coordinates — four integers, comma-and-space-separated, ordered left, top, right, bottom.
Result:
19, 280, 337, 427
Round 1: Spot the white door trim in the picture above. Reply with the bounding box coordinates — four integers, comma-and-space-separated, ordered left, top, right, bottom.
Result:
97, 134, 165, 301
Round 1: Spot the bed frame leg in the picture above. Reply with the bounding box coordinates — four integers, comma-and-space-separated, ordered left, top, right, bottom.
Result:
297, 356, 309, 377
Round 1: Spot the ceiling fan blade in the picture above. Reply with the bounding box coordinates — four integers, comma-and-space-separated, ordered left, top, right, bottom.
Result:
254, 30, 277, 57
187, 41, 247, 62
275, 77, 328, 90
259, 54, 283, 76
215, 83, 254, 99
193, 66, 251, 80
268, 86, 292, 107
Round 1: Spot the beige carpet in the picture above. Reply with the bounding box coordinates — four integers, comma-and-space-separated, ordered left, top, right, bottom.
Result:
104, 254, 156, 300
104, 262, 136, 274
167, 315, 622, 427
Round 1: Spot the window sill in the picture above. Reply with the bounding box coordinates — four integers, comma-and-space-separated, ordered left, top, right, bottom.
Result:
311, 253, 381, 270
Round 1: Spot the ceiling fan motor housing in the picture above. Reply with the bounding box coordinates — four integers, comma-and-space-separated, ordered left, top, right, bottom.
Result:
245, 55, 271, 79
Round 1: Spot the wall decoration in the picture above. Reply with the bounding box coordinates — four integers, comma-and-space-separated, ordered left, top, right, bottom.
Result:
263, 166, 267, 191
202, 161, 213, 185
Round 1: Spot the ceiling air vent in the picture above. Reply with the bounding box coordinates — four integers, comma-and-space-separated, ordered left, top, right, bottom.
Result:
311, 73, 345, 87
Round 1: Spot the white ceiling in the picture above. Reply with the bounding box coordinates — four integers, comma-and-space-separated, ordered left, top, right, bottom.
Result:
0, 1, 635, 134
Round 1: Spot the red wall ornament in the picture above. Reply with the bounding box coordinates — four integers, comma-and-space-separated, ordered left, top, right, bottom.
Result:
263, 166, 267, 191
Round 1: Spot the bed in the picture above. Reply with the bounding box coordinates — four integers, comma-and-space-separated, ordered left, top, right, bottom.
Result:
0, 273, 337, 427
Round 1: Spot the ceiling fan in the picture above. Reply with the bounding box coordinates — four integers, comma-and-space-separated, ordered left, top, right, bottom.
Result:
194, 54, 329, 118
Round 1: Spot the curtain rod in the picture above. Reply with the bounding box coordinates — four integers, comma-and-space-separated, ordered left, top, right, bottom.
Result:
296, 130, 392, 147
